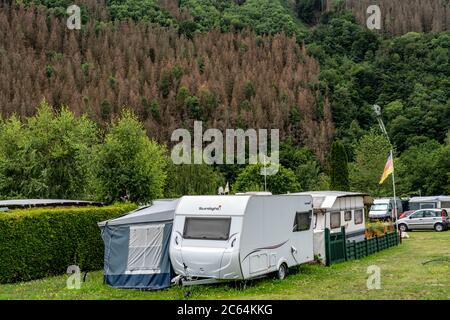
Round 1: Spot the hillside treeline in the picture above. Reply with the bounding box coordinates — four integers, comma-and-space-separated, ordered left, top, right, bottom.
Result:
0, 3, 334, 162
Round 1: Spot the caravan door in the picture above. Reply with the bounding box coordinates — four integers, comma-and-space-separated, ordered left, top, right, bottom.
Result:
291, 210, 314, 264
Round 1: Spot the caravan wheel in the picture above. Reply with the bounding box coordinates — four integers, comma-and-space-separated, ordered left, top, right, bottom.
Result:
276, 263, 288, 280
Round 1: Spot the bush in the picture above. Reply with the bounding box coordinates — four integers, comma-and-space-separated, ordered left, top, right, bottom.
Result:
365, 221, 395, 239
0, 101, 99, 200
0, 203, 137, 284
91, 110, 168, 204
164, 163, 225, 197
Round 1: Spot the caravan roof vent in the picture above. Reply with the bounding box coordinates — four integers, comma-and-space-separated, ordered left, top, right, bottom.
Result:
235, 192, 273, 196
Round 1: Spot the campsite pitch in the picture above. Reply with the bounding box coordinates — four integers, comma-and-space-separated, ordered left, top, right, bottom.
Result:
0, 231, 449, 300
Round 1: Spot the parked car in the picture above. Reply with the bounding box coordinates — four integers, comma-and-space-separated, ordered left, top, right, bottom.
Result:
397, 209, 449, 232
399, 210, 415, 219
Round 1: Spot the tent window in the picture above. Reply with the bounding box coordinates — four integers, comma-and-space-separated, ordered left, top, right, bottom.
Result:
354, 209, 364, 225
127, 224, 164, 271
293, 211, 312, 232
183, 217, 231, 240
330, 211, 341, 229
344, 210, 352, 221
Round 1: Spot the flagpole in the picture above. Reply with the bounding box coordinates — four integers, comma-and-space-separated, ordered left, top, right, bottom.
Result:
390, 149, 398, 227
373, 105, 398, 231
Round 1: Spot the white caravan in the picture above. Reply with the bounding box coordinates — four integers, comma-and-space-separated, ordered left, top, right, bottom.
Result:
169, 194, 314, 283
293, 191, 372, 263
409, 196, 450, 212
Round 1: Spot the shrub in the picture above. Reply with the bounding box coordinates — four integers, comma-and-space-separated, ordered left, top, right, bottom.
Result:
0, 101, 99, 200
329, 140, 349, 191
91, 110, 168, 204
365, 221, 395, 239
0, 203, 137, 284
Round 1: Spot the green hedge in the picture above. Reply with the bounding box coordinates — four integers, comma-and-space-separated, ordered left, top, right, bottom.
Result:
0, 203, 137, 284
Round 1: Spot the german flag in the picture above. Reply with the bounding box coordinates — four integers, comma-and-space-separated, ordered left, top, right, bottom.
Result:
379, 153, 394, 184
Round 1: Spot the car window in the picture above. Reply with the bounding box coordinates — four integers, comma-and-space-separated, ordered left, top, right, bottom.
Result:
371, 204, 388, 210
410, 211, 424, 218
423, 210, 435, 217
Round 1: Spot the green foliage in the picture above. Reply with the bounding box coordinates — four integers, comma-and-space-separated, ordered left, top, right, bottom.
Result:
150, 99, 161, 121
159, 70, 172, 98
349, 130, 392, 196
0, 203, 137, 283
371, 32, 450, 151
295, 0, 321, 25
396, 140, 450, 196
243, 81, 256, 99
92, 110, 168, 204
198, 88, 218, 117
45, 64, 54, 78
107, 0, 175, 26
164, 163, 225, 197
0, 101, 98, 199
180, 0, 306, 37
185, 96, 202, 119
233, 163, 301, 194
100, 99, 113, 120
279, 142, 327, 191
329, 141, 349, 191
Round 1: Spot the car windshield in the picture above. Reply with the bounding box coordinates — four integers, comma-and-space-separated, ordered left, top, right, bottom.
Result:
371, 204, 389, 211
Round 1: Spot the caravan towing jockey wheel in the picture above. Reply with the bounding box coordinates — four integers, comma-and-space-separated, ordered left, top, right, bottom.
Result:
276, 263, 288, 280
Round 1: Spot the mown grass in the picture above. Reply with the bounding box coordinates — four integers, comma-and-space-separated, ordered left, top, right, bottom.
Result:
0, 231, 449, 300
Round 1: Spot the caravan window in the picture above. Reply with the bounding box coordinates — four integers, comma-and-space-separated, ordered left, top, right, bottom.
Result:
420, 203, 436, 209
354, 209, 364, 225
344, 210, 352, 221
293, 211, 312, 232
183, 217, 231, 240
441, 202, 450, 209
330, 212, 341, 229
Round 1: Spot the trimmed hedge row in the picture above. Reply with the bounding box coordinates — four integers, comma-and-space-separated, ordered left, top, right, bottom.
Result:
0, 203, 137, 283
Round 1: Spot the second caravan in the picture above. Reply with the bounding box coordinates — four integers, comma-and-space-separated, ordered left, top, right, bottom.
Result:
169, 194, 314, 282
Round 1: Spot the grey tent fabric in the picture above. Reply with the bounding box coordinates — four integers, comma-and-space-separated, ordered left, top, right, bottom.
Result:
98, 199, 178, 290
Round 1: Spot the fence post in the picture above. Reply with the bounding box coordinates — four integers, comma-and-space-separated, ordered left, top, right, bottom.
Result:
365, 238, 368, 257
341, 226, 347, 261
375, 235, 379, 252
325, 228, 331, 266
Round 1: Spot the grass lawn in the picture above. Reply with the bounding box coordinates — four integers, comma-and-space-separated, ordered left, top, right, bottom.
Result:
1, 231, 449, 300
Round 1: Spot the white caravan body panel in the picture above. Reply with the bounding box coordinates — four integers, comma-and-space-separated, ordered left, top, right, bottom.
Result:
169, 195, 314, 280
294, 192, 369, 241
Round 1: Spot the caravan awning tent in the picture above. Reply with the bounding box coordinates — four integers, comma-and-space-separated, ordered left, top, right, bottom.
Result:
98, 199, 179, 290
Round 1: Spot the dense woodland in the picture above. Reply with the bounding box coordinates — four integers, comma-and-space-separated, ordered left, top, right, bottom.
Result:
0, 0, 449, 201
341, 0, 450, 35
